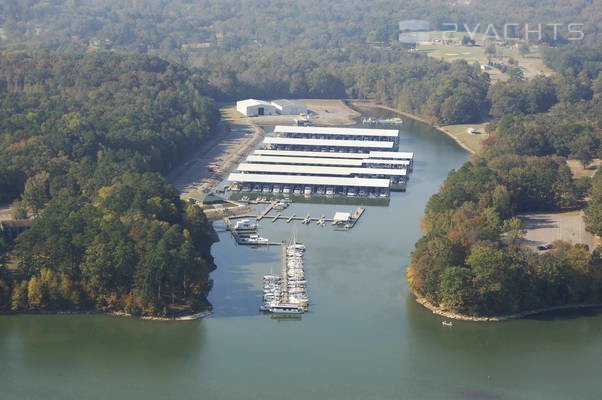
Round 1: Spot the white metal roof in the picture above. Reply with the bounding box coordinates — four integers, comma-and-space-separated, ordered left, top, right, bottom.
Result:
333, 212, 351, 222
253, 149, 411, 161
237, 163, 406, 177
363, 159, 411, 166
274, 125, 399, 138
246, 155, 364, 166
248, 154, 409, 167
263, 137, 394, 149
254, 149, 367, 159
227, 173, 390, 188
271, 100, 306, 107
236, 99, 273, 108
369, 151, 414, 160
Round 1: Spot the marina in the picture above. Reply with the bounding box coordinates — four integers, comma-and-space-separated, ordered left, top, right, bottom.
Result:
225, 125, 414, 199
261, 238, 309, 315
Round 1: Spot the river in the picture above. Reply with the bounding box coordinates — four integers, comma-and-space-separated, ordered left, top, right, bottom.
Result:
2, 117, 602, 400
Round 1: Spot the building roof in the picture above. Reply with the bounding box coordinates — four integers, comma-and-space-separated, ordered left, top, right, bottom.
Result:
271, 100, 307, 108
369, 151, 414, 160
246, 155, 364, 166
274, 125, 399, 138
227, 173, 390, 188
248, 154, 409, 167
253, 149, 411, 161
237, 163, 406, 177
263, 137, 394, 149
333, 212, 351, 222
363, 159, 411, 166
236, 99, 273, 108
254, 149, 368, 159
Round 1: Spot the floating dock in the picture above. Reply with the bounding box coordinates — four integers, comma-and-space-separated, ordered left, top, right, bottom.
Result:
223, 217, 281, 246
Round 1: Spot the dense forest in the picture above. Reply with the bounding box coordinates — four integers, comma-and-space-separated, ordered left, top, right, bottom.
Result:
1, 0, 600, 52
408, 47, 602, 316
0, 2, 600, 318
0, 0, 601, 125
0, 52, 219, 317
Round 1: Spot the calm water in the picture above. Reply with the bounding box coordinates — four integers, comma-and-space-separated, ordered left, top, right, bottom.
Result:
3, 118, 602, 400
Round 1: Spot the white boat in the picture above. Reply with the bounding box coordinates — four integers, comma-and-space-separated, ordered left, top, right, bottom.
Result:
442, 321, 454, 327
269, 304, 304, 314
233, 219, 257, 230
243, 234, 269, 244
273, 185, 281, 194
304, 186, 312, 195
326, 187, 334, 196
283, 185, 291, 194
274, 202, 288, 210
262, 185, 271, 193
293, 186, 302, 195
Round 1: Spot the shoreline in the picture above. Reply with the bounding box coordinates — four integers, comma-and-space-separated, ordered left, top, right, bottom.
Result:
348, 101, 477, 155
412, 291, 602, 322
0, 309, 212, 321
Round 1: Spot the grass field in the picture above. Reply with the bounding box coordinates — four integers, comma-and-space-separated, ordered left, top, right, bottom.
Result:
439, 123, 490, 154
416, 31, 551, 80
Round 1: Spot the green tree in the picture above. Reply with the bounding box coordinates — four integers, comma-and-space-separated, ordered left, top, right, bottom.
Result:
22, 172, 50, 216
10, 200, 28, 220
11, 281, 29, 311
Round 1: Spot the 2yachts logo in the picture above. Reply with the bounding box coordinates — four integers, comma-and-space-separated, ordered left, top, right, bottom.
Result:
399, 21, 585, 43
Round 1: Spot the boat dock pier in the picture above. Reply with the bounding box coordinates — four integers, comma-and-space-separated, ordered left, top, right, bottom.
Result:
347, 207, 365, 229
224, 203, 366, 243
280, 243, 288, 298
257, 201, 278, 221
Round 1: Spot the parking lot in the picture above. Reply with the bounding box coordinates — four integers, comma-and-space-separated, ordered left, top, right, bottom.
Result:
519, 211, 597, 252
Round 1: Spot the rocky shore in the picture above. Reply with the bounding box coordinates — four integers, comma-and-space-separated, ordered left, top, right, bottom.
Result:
413, 291, 602, 322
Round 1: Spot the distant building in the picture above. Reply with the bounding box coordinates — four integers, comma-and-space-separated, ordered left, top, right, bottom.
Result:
236, 99, 277, 117
270, 99, 308, 115
1, 219, 32, 240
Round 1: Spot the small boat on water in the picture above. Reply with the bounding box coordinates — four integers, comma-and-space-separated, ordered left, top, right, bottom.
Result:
442, 321, 454, 327
268, 304, 305, 314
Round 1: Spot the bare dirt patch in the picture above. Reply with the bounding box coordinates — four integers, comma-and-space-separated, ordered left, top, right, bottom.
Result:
232, 99, 360, 126
567, 159, 602, 179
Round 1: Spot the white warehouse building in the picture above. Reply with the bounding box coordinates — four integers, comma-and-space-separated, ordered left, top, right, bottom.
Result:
236, 99, 277, 117
270, 99, 308, 115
